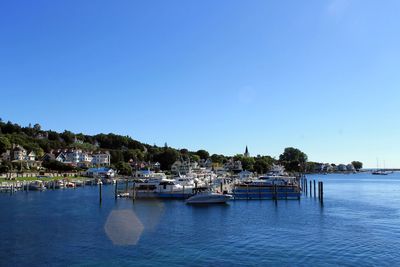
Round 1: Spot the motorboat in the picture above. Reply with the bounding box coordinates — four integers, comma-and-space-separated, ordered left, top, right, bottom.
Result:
28, 180, 46, 191
134, 178, 194, 198
175, 175, 196, 187
186, 192, 232, 204
65, 181, 76, 188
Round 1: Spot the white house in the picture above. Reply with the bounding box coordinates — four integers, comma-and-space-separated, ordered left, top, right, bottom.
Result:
223, 159, 243, 172
13, 145, 27, 161
86, 167, 115, 178
337, 164, 348, 172
171, 160, 199, 174
347, 164, 356, 172
26, 151, 36, 161
56, 152, 68, 163
199, 158, 213, 169
92, 152, 111, 166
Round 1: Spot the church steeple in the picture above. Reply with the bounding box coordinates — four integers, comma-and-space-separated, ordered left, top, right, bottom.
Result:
244, 146, 250, 157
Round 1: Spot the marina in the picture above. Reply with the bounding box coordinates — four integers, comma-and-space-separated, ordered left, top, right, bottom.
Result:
1, 172, 399, 266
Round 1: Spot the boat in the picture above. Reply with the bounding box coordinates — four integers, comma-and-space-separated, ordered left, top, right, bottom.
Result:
53, 180, 65, 189
186, 192, 232, 204
117, 192, 130, 198
232, 175, 301, 200
28, 180, 46, 191
65, 181, 76, 188
372, 159, 390, 175
134, 178, 195, 198
74, 180, 84, 187
372, 170, 389, 175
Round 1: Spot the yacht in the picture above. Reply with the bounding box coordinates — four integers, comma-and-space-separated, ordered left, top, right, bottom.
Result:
134, 178, 194, 198
28, 181, 46, 191
233, 175, 300, 200
186, 192, 232, 204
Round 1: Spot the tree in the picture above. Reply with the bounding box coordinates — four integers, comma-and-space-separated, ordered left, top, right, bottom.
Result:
190, 154, 200, 162
305, 162, 316, 173
211, 154, 226, 165
233, 154, 255, 171
153, 148, 179, 170
0, 136, 11, 154
279, 147, 308, 172
254, 156, 275, 174
351, 161, 363, 171
33, 123, 41, 132
60, 130, 75, 144
42, 160, 75, 172
0, 160, 12, 173
196, 149, 210, 160
110, 150, 124, 164
115, 161, 132, 176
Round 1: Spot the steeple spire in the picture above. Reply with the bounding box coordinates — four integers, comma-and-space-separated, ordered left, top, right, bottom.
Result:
244, 146, 250, 157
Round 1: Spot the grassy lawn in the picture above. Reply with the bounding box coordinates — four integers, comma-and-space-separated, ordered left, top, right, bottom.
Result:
0, 176, 90, 183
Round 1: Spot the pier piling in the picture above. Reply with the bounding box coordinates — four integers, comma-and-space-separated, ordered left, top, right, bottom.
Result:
305, 178, 308, 196
309, 180, 312, 197
320, 182, 324, 203
313, 180, 316, 198
115, 180, 118, 200
99, 183, 102, 204
318, 181, 320, 200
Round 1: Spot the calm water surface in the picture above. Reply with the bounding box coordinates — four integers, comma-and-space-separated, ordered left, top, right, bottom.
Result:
1, 173, 400, 266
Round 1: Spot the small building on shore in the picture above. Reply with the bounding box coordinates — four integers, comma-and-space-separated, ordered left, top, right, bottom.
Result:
86, 167, 115, 178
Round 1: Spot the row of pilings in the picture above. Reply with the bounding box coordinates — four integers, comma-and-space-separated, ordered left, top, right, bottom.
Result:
300, 176, 324, 203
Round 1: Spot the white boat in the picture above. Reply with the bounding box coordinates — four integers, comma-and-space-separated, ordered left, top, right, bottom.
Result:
28, 180, 47, 191
134, 178, 195, 198
175, 175, 196, 187
186, 192, 232, 204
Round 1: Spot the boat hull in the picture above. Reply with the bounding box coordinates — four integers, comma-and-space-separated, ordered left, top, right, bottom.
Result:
233, 185, 300, 200
186, 194, 232, 204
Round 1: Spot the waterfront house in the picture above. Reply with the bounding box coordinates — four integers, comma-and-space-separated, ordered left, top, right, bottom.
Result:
199, 158, 213, 169
153, 162, 161, 171
12, 145, 27, 161
26, 151, 36, 161
86, 167, 115, 178
171, 160, 199, 175
55, 152, 68, 163
337, 164, 348, 172
92, 152, 111, 166
223, 158, 243, 173
347, 164, 356, 172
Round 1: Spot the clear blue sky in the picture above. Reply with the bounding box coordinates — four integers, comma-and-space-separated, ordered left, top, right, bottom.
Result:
1, 0, 400, 168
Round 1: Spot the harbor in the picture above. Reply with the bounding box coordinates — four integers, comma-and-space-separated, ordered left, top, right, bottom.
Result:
1, 172, 399, 266
1, 167, 326, 205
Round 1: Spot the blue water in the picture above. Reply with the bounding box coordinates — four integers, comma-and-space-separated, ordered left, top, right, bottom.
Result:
1, 173, 400, 266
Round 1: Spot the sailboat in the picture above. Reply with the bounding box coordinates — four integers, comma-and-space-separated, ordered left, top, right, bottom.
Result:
372, 159, 389, 175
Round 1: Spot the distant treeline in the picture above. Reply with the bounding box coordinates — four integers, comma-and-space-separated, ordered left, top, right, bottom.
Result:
0, 119, 361, 173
